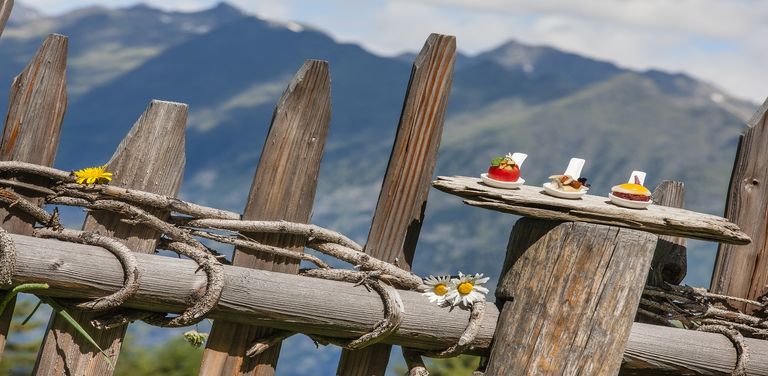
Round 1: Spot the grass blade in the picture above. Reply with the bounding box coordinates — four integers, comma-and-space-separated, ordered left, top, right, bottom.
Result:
38, 296, 115, 369
21, 299, 43, 325
0, 283, 49, 315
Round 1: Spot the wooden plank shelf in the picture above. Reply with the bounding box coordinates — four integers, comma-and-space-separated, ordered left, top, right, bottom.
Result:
432, 176, 750, 245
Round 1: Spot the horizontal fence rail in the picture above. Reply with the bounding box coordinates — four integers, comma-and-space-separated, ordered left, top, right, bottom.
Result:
2, 233, 767, 374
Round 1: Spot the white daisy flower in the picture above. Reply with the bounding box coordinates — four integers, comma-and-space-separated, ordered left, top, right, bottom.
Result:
446, 272, 490, 307
419, 275, 453, 305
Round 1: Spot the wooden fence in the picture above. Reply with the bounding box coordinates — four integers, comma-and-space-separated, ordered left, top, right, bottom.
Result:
1, 2, 768, 375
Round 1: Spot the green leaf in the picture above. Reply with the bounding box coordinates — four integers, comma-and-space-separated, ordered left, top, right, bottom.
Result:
21, 299, 43, 326
669, 319, 686, 329
490, 157, 504, 167
38, 296, 115, 369
0, 283, 49, 316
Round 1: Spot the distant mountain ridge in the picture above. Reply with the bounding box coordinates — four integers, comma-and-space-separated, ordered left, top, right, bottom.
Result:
6, 2, 41, 25
0, 3, 758, 375
1, 2, 246, 97
1, 0, 754, 295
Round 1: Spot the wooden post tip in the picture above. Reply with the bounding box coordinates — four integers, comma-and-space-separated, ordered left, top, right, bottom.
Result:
148, 99, 189, 109
747, 96, 768, 128
428, 33, 456, 41
304, 59, 329, 66
46, 33, 68, 40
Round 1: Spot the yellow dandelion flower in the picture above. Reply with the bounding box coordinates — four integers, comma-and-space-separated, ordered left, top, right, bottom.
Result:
72, 165, 113, 185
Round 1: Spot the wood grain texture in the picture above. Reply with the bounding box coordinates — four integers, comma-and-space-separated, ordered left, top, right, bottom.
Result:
485, 219, 658, 376
0, 0, 11, 39
337, 33, 456, 376
0, 32, 67, 360
200, 60, 331, 376
9, 233, 498, 352
647, 181, 687, 287
33, 100, 187, 376
0, 33, 67, 235
433, 176, 749, 244
7, 233, 768, 374
711, 98, 768, 311
621, 322, 768, 375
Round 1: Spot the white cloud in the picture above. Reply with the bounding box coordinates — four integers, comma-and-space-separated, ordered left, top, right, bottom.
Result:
423, 0, 768, 39
411, 0, 768, 101
16, 0, 768, 102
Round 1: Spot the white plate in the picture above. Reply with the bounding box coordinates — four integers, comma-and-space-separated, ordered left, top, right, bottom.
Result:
542, 182, 588, 199
481, 173, 524, 189
608, 193, 652, 209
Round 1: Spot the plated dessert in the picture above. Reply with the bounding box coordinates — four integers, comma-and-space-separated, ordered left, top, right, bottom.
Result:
547, 175, 589, 192
480, 153, 527, 189
609, 172, 652, 209
542, 158, 590, 199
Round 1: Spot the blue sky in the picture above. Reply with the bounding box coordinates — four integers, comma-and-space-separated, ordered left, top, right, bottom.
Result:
20, 0, 768, 103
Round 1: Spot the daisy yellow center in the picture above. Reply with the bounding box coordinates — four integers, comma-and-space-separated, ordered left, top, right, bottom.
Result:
433, 283, 448, 296
457, 282, 474, 295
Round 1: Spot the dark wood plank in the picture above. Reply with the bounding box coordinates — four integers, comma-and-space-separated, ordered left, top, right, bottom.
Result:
647, 181, 686, 287
485, 219, 657, 375
336, 33, 456, 376
9, 234, 768, 374
32, 100, 187, 376
0, 33, 67, 360
711, 98, 768, 311
0, 0, 11, 39
199, 60, 331, 376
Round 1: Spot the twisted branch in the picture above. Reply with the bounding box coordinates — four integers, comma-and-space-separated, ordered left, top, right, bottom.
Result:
639, 284, 768, 341
35, 228, 140, 312
0, 161, 482, 357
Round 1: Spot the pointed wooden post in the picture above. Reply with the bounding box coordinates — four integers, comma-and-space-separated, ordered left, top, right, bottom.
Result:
711, 98, 768, 311
0, 34, 67, 234
0, 33, 67, 360
646, 181, 686, 287
199, 60, 331, 376
0, 0, 12, 38
336, 33, 456, 376
32, 100, 187, 375
484, 220, 658, 375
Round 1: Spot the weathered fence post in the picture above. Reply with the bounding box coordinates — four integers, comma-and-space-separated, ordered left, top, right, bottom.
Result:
484, 219, 657, 375
711, 98, 768, 311
32, 100, 187, 375
646, 181, 686, 287
0, 0, 11, 38
199, 60, 331, 376
0, 33, 67, 359
336, 33, 456, 376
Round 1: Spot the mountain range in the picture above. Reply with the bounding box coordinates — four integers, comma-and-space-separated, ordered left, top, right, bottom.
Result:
0, 2, 758, 375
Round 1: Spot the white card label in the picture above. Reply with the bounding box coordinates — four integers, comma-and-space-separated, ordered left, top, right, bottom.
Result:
628, 171, 646, 185
511, 152, 528, 167
564, 158, 586, 179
